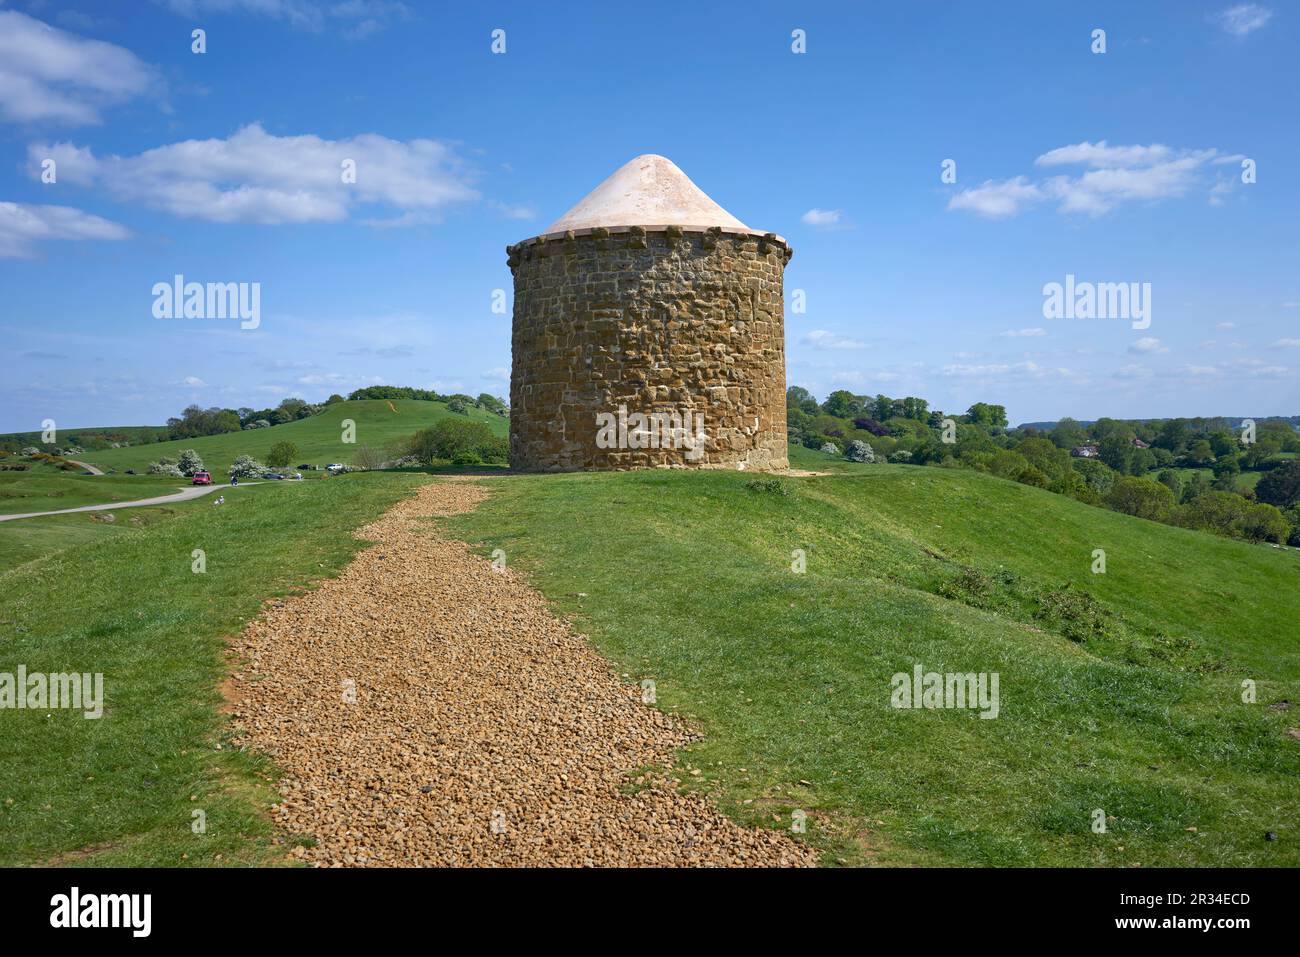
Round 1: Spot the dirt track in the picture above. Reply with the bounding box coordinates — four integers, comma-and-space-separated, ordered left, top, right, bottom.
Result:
229, 480, 817, 867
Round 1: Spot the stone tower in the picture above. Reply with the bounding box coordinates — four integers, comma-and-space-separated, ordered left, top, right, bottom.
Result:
506, 154, 791, 472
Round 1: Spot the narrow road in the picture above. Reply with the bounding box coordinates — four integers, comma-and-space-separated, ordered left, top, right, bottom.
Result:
0, 482, 261, 522
65, 460, 104, 475
230, 480, 818, 867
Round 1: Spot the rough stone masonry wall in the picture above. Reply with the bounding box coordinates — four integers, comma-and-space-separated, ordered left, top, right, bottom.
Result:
507, 225, 791, 472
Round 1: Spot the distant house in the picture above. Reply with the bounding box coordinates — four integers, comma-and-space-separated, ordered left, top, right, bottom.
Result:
1131, 437, 1150, 449
1071, 444, 1101, 458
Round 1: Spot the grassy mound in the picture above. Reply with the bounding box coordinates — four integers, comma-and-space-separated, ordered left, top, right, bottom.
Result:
446, 464, 1300, 866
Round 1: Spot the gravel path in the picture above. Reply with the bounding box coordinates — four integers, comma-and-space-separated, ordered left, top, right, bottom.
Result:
229, 480, 817, 867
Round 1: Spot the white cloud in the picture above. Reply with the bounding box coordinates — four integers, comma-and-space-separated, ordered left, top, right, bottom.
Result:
1116, 364, 1153, 379
30, 123, 480, 225
800, 208, 847, 228
0, 12, 159, 126
1216, 4, 1273, 36
946, 176, 1042, 218
182, 376, 207, 386
1275, 338, 1300, 347
1216, 321, 1236, 329
949, 142, 1233, 218
481, 367, 509, 380
1035, 142, 1173, 169
998, 328, 1047, 338
1282, 301, 1300, 309
0, 201, 130, 258
802, 329, 867, 350
1129, 337, 1168, 354
155, 0, 411, 35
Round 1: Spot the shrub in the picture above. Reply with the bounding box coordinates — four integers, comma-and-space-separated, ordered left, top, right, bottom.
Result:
229, 455, 267, 479
410, 419, 502, 464
177, 449, 205, 476
266, 440, 298, 468
1017, 466, 1049, 488
743, 477, 789, 496
452, 451, 484, 466
447, 396, 469, 414
1033, 584, 1114, 643
845, 440, 875, 463
148, 457, 184, 477
1240, 502, 1289, 543
818, 442, 840, 456
887, 449, 913, 464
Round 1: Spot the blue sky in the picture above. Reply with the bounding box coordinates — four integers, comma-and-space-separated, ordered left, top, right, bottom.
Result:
2, 0, 1297, 431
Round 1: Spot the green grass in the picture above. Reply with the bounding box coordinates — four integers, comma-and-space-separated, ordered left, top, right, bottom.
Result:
0, 472, 428, 866
445, 463, 1300, 867
78, 399, 507, 480
0, 464, 190, 516
0, 508, 188, 576
4, 448, 1295, 868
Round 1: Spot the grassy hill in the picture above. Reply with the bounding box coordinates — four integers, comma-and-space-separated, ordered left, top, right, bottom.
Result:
71, 399, 507, 479
2, 454, 1295, 867
446, 462, 1300, 866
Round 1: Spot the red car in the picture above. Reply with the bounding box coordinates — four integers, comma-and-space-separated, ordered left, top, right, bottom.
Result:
191, 471, 213, 485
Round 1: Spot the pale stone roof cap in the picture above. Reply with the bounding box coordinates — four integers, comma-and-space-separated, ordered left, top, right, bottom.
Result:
541, 154, 750, 235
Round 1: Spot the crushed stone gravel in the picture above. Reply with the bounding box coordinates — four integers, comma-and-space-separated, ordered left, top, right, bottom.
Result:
229, 480, 818, 867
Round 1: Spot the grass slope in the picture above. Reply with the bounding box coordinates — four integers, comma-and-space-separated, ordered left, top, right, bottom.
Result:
446, 464, 1300, 867
0, 472, 428, 866
80, 399, 507, 479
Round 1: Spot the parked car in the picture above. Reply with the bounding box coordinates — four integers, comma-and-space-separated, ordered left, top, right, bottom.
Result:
192, 471, 213, 485
125, 469, 136, 475
297, 464, 317, 470
264, 472, 285, 480
325, 463, 345, 473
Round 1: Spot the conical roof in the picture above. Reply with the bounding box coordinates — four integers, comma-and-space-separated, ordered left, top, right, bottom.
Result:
541, 154, 750, 235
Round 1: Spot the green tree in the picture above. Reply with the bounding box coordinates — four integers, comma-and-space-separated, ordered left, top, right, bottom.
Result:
1099, 435, 1133, 473
822, 390, 862, 419
1049, 417, 1088, 450
1256, 459, 1300, 508
965, 402, 1008, 431
1105, 476, 1176, 522
266, 440, 299, 468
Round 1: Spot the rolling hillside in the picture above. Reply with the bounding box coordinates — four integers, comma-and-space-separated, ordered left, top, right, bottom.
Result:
74, 399, 507, 478
447, 463, 1300, 866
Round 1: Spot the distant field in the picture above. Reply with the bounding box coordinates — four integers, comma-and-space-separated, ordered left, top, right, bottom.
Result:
62, 399, 507, 480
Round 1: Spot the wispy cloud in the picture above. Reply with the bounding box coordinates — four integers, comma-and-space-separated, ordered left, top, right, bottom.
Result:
30, 124, 480, 225
1215, 4, 1273, 36
0, 201, 130, 258
155, 0, 412, 36
948, 141, 1235, 218
1129, 337, 1168, 354
0, 12, 160, 126
998, 327, 1047, 338
802, 329, 867, 350
800, 208, 849, 229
